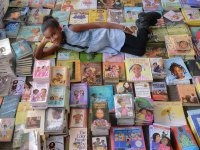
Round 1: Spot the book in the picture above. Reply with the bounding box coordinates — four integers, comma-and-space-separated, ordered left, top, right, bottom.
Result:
79, 0, 97, 9
0, 118, 15, 142
185, 0, 200, 7
5, 22, 20, 38
61, 0, 79, 11
25, 110, 45, 135
110, 126, 146, 150
145, 43, 168, 58
107, 9, 124, 23
57, 60, 81, 82
45, 108, 65, 132
46, 136, 64, 150
125, 58, 153, 82
9, 77, 26, 95
28, 0, 44, 7
97, 0, 123, 9
151, 82, 168, 101
54, 0, 63, 10
69, 108, 87, 128
70, 83, 88, 107
182, 8, 200, 26
51, 66, 70, 86
124, 7, 142, 23
193, 76, 200, 98
171, 125, 199, 150
92, 136, 107, 150
186, 60, 200, 76
150, 58, 166, 79
164, 10, 183, 22
134, 82, 151, 98
123, 0, 135, 6
0, 38, 13, 59
9, 0, 29, 7
17, 25, 43, 42
149, 124, 171, 150
52, 10, 70, 26
57, 49, 79, 60
80, 52, 102, 62
161, 0, 181, 11
154, 101, 187, 126
115, 82, 133, 94
43, 0, 56, 9
114, 94, 134, 118
4, 7, 29, 22
142, 0, 162, 11
89, 9, 107, 23
149, 27, 168, 42
89, 85, 114, 112
33, 59, 51, 81
69, 128, 87, 150
103, 53, 124, 62
69, 10, 89, 24
166, 24, 191, 36
21, 80, 32, 102
0, 75, 12, 96
12, 124, 25, 149
81, 62, 102, 85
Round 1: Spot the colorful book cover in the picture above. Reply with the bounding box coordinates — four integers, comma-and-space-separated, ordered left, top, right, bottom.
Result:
17, 25, 43, 42
110, 126, 146, 150
12, 124, 25, 149
61, 0, 80, 11
9, 77, 26, 95
0, 118, 15, 142
134, 82, 151, 98
21, 80, 32, 102
103, 62, 120, 83
57, 49, 79, 60
142, 0, 162, 11
69, 10, 89, 24
103, 53, 124, 62
57, 60, 81, 82
52, 10, 70, 26
92, 136, 107, 150
0, 38, 13, 59
151, 82, 168, 101
97, 0, 123, 9
114, 94, 134, 118
124, 7, 142, 23
125, 58, 153, 82
149, 27, 168, 42
81, 62, 102, 85
69, 108, 87, 128
189, 114, 200, 146
164, 10, 183, 22
150, 58, 166, 79
5, 22, 20, 38
46, 136, 64, 150
89, 9, 107, 23
166, 24, 191, 36
79, 0, 97, 9
69, 128, 87, 150
177, 84, 199, 104
33, 59, 51, 81
9, 0, 29, 7
4, 7, 29, 22
80, 52, 102, 62
171, 125, 199, 150
28, 0, 44, 7
54, 0, 63, 10
43, 0, 56, 9
28, 8, 51, 24
48, 86, 66, 107
145, 43, 168, 58
70, 83, 88, 107
153, 101, 187, 126
193, 76, 200, 98
11, 40, 32, 59
186, 0, 200, 7
92, 102, 110, 129
164, 57, 192, 85
161, 0, 181, 10
107, 9, 124, 23
149, 124, 171, 150
115, 82, 133, 94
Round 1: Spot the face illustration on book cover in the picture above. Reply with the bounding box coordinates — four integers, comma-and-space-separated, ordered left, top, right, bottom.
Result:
71, 84, 87, 105
26, 116, 41, 129
129, 64, 148, 81
150, 58, 166, 79
164, 10, 183, 22
31, 83, 48, 102
51, 67, 66, 85
185, 10, 200, 20
48, 87, 65, 106
21, 81, 32, 102
9, 77, 26, 95
143, 0, 160, 10
70, 109, 86, 127
0, 118, 15, 141
92, 137, 107, 150
104, 63, 120, 79
108, 9, 124, 23
33, 60, 50, 79
116, 82, 133, 94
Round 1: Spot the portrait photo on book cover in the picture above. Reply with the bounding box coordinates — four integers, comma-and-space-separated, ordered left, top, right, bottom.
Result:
26, 117, 41, 129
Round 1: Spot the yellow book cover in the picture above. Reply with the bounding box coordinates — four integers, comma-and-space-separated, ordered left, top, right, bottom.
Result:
57, 60, 81, 82
125, 58, 153, 82
89, 9, 107, 23
182, 8, 200, 26
15, 102, 33, 125
122, 0, 135, 6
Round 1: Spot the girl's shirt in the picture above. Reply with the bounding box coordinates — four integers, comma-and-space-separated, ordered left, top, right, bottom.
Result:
61, 25, 126, 55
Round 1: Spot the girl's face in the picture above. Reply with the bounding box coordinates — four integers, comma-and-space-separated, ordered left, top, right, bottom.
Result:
124, 82, 129, 88
43, 26, 62, 44
155, 135, 160, 142
96, 110, 104, 119
120, 101, 126, 107
161, 138, 169, 146
173, 67, 183, 78
179, 41, 188, 49
132, 65, 142, 74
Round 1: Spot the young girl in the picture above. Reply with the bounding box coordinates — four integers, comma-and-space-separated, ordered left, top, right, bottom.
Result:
169, 63, 186, 80
34, 12, 163, 59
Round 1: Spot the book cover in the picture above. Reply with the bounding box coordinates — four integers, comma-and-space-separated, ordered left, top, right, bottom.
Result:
189, 114, 200, 146
48, 86, 66, 107
114, 94, 134, 118
25, 110, 45, 135
193, 76, 200, 98
57, 60, 81, 82
45, 108, 65, 132
5, 22, 20, 38
89, 9, 107, 23
57, 49, 79, 60
21, 80, 32, 102
103, 53, 124, 62
43, 0, 56, 9
166, 24, 191, 36
70, 83, 88, 107
46, 136, 64, 150
80, 52, 102, 62
123, 7, 142, 23
164, 10, 183, 22
186, 60, 200, 76
4, 7, 29, 22
69, 108, 87, 128
149, 124, 171, 150
183, 9, 200, 21
97, 0, 123, 9
125, 58, 153, 82
69, 128, 87, 150
79, 0, 97, 9
12, 124, 25, 149
17, 25, 43, 42
61, 0, 80, 11
110, 126, 146, 150
89, 85, 114, 112
151, 82, 168, 101
107, 9, 124, 23
11, 40, 32, 59
161, 0, 181, 10
134, 82, 151, 98
0, 38, 13, 59
115, 82, 133, 94
52, 10, 70, 26
33, 59, 51, 81
103, 62, 119, 83
145, 43, 168, 58
54, 0, 63, 10
28, 0, 44, 7
0, 118, 15, 142
153, 101, 187, 126
92, 136, 107, 150
9, 77, 26, 95
69, 10, 89, 24
28, 8, 51, 24
91, 102, 110, 129
149, 27, 168, 42
51, 66, 70, 86
177, 84, 199, 104
9, 0, 29, 7
186, 0, 200, 7
81, 62, 102, 85
171, 125, 199, 150
142, 0, 161, 11
150, 58, 166, 79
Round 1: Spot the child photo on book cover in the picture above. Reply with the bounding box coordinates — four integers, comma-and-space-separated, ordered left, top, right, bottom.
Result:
169, 62, 187, 80
151, 133, 171, 150
129, 64, 148, 81
70, 109, 86, 127
92, 137, 107, 150
26, 117, 41, 129
33, 61, 50, 78
21, 82, 32, 102
32, 87, 47, 102
92, 108, 110, 128
104, 64, 120, 79
116, 82, 133, 94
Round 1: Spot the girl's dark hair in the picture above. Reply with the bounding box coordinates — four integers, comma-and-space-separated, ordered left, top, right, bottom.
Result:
152, 133, 160, 141
42, 15, 60, 33
169, 62, 186, 75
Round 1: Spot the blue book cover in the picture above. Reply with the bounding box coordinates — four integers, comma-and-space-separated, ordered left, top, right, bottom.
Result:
186, 0, 200, 7
124, 7, 143, 23
0, 29, 6, 40
190, 114, 200, 139
5, 22, 20, 38
89, 85, 114, 112
52, 10, 70, 24
190, 27, 200, 40
11, 39, 32, 59
0, 95, 20, 118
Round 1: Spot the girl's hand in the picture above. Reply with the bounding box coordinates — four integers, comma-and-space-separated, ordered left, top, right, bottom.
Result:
123, 26, 135, 35
156, 17, 165, 27
41, 37, 50, 45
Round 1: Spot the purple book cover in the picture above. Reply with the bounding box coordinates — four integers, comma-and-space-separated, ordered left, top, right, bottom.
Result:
70, 83, 88, 107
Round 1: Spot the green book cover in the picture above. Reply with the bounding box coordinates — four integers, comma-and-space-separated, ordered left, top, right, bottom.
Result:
80, 52, 102, 62
149, 27, 168, 42
167, 24, 191, 35
57, 49, 79, 60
